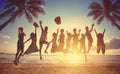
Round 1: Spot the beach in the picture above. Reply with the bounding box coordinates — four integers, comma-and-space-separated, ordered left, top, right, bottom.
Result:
0, 63, 120, 74
0, 53, 120, 74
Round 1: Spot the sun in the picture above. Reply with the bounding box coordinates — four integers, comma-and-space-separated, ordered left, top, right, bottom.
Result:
63, 54, 85, 65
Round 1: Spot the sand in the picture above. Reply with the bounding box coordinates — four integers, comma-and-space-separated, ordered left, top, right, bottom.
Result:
0, 63, 120, 74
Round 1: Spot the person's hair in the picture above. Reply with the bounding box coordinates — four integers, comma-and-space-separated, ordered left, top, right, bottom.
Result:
85, 26, 88, 30
45, 26, 48, 30
61, 29, 64, 33
73, 28, 76, 33
18, 27, 23, 33
52, 32, 57, 37
30, 32, 35, 37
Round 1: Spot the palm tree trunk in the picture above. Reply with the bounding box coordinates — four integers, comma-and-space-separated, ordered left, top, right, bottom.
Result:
0, 11, 19, 31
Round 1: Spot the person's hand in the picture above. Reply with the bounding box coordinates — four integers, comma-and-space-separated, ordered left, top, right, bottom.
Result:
78, 29, 81, 32
92, 23, 94, 27
39, 20, 42, 25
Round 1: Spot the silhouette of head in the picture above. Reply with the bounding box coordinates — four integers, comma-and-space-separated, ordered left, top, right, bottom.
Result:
18, 27, 23, 33
30, 32, 35, 38
52, 32, 57, 37
45, 26, 48, 31
85, 26, 89, 31
73, 28, 77, 33
68, 33, 71, 36
81, 33, 84, 37
60, 29, 64, 33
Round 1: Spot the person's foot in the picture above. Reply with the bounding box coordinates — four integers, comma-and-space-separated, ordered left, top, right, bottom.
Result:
44, 51, 48, 54
17, 60, 20, 63
40, 57, 42, 60
13, 60, 18, 65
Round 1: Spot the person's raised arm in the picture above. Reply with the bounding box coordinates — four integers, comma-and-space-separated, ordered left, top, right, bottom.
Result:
57, 28, 59, 35
90, 23, 94, 32
78, 29, 81, 36
39, 20, 43, 31
103, 29, 106, 36
94, 29, 97, 35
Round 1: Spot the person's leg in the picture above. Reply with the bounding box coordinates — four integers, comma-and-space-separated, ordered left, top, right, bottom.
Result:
14, 50, 19, 65
17, 49, 24, 63
39, 42, 43, 60
102, 45, 105, 55
15, 50, 19, 60
44, 41, 50, 53
87, 41, 92, 53
83, 48, 87, 62
97, 47, 100, 54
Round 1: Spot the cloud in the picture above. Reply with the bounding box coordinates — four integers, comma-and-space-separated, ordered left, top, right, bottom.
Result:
0, 34, 10, 45
106, 38, 120, 49
2, 41, 9, 44
0, 34, 10, 39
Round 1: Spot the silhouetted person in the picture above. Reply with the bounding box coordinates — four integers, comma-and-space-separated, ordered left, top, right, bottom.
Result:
39, 20, 50, 60
94, 29, 106, 54
66, 30, 72, 51
23, 22, 39, 55
50, 28, 59, 53
80, 33, 87, 62
72, 28, 80, 53
85, 24, 94, 53
14, 27, 25, 65
58, 29, 65, 52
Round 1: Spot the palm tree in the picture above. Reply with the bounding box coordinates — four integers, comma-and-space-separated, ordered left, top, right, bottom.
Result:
88, 0, 120, 30
0, 0, 45, 31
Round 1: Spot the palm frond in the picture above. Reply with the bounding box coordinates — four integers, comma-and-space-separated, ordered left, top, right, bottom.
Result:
102, 0, 111, 9
0, 7, 15, 19
28, 0, 45, 6
27, 5, 45, 14
93, 12, 103, 20
24, 10, 33, 23
112, 12, 120, 21
97, 15, 104, 24
4, 2, 14, 9
88, 2, 103, 10
26, 7, 39, 18
88, 10, 101, 16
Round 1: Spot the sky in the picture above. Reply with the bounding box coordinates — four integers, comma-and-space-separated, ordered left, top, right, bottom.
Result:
0, 0, 120, 55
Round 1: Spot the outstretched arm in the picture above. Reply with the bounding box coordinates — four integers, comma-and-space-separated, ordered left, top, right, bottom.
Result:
39, 20, 43, 31
90, 23, 94, 32
94, 29, 97, 35
24, 37, 31, 44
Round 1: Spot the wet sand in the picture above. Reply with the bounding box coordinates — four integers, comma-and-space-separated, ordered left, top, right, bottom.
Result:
0, 63, 120, 74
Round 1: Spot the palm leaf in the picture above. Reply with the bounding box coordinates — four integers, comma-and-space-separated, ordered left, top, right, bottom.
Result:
97, 15, 104, 24
0, 7, 15, 19
24, 10, 33, 23
26, 7, 39, 18
112, 12, 120, 21
88, 2, 103, 9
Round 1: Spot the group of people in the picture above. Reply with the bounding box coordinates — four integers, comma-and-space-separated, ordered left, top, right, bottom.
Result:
14, 20, 106, 65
